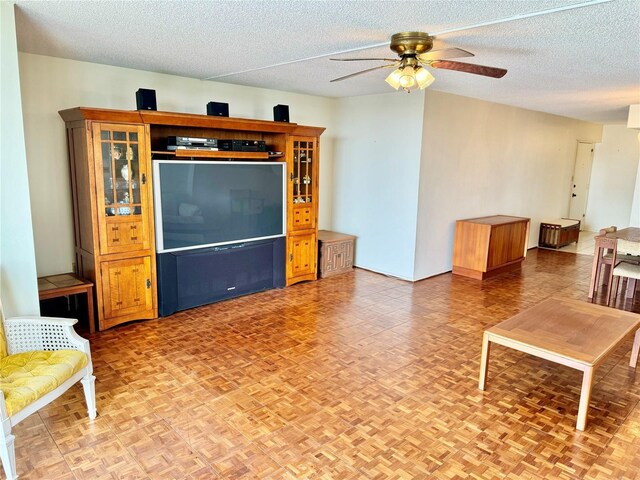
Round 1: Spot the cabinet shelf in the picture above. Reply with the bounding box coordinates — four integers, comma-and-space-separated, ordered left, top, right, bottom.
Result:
152, 150, 270, 160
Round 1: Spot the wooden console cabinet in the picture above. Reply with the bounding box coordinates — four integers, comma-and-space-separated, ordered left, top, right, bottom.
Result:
60, 107, 324, 329
452, 215, 530, 280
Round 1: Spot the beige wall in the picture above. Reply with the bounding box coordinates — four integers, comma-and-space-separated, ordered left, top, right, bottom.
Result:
0, 4, 39, 316
414, 90, 603, 279
585, 125, 640, 230
332, 91, 425, 280
18, 53, 336, 276
17, 53, 617, 286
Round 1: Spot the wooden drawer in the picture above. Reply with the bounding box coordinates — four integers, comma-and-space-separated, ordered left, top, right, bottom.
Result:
291, 204, 316, 230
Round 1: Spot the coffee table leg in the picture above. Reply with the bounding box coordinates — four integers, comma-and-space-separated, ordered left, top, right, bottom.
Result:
630, 329, 640, 368
479, 332, 491, 390
577, 367, 594, 431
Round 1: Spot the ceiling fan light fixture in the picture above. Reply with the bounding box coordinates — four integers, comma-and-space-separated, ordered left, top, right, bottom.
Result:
399, 66, 417, 89
415, 67, 435, 89
385, 68, 403, 89
386, 65, 435, 92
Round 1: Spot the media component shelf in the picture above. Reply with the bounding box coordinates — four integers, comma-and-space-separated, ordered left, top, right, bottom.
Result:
152, 150, 270, 159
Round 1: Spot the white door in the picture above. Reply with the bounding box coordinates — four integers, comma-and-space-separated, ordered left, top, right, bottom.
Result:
568, 142, 595, 223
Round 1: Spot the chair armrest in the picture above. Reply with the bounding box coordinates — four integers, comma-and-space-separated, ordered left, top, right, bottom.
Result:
6, 316, 78, 326
3, 316, 91, 356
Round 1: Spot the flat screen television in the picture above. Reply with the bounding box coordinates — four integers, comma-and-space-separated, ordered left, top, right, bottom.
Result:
153, 160, 286, 253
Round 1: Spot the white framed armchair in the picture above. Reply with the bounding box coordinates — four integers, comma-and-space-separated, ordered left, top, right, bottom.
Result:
0, 304, 96, 479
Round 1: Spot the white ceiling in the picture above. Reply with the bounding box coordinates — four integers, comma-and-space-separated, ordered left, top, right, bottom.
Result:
13, 0, 640, 124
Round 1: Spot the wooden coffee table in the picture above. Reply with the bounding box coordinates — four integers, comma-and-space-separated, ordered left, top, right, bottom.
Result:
479, 297, 640, 430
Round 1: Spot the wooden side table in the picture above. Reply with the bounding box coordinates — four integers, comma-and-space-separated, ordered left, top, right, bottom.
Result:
38, 273, 95, 333
318, 230, 356, 278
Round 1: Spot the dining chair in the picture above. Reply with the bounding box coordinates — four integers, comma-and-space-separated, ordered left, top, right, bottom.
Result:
599, 226, 617, 235
590, 235, 619, 301
589, 230, 640, 300
609, 239, 640, 305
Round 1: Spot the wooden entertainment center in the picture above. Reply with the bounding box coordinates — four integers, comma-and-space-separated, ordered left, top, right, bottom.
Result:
59, 107, 324, 330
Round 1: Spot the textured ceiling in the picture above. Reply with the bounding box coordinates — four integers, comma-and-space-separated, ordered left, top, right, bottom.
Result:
14, 0, 640, 123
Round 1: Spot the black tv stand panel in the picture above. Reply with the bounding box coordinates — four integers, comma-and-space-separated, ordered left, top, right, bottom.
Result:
157, 237, 285, 317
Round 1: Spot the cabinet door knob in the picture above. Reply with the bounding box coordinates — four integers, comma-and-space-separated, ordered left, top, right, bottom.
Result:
146, 279, 151, 288
289, 254, 293, 262
141, 173, 147, 185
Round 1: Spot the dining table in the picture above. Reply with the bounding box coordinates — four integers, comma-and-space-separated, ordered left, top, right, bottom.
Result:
606, 227, 640, 243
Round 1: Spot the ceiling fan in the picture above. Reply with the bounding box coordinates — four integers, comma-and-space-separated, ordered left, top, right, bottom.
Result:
330, 32, 507, 92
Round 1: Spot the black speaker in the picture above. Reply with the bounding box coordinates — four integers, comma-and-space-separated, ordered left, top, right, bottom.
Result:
273, 104, 290, 122
136, 88, 157, 111
207, 101, 229, 117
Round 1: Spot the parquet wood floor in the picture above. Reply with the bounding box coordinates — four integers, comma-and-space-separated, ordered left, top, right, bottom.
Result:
16, 248, 640, 479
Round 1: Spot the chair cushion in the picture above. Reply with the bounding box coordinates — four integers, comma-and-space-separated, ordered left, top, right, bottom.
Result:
603, 253, 640, 263
541, 218, 580, 228
613, 262, 640, 280
0, 350, 88, 416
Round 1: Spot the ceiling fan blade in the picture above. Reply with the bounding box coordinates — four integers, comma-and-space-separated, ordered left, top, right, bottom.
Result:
431, 60, 507, 78
330, 64, 397, 82
331, 58, 398, 62
418, 47, 475, 61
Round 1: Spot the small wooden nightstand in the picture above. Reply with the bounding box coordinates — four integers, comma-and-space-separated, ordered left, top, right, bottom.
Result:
318, 230, 356, 278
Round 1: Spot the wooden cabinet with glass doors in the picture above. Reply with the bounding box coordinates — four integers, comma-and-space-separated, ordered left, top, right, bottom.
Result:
59, 109, 157, 330
287, 131, 322, 286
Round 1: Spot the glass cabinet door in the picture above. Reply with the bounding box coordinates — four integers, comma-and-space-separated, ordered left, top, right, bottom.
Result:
292, 138, 315, 205
93, 123, 150, 255
100, 128, 142, 217
289, 136, 318, 233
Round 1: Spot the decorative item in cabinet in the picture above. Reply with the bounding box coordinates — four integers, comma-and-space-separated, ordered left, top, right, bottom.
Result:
318, 230, 356, 278
452, 215, 530, 280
